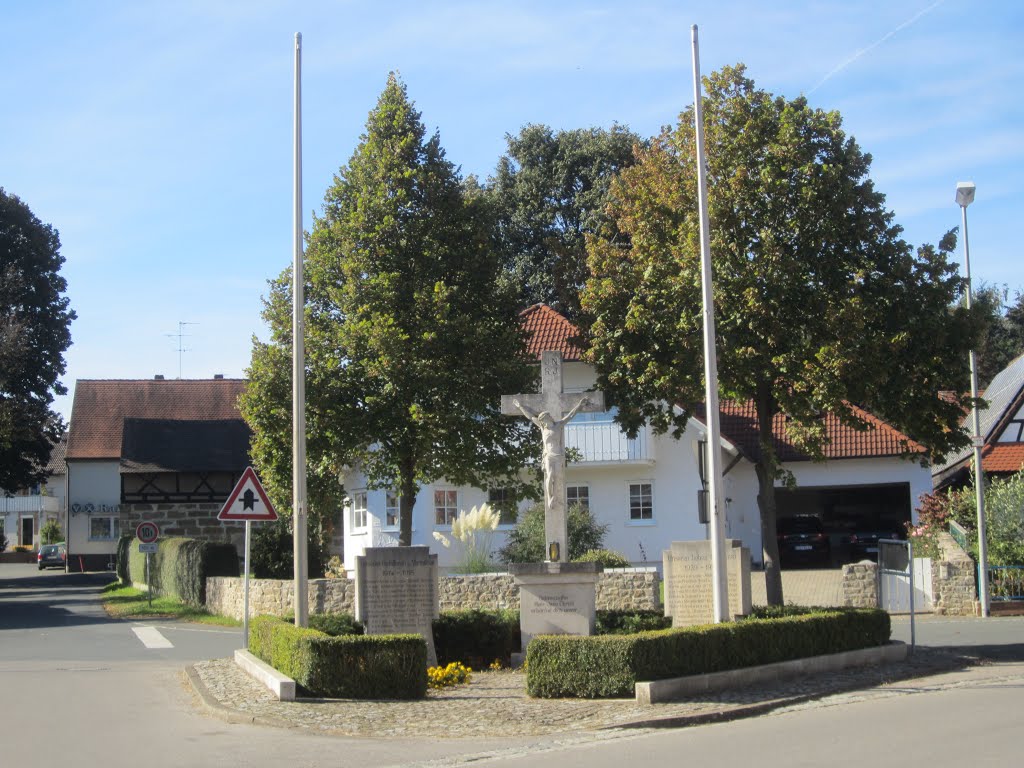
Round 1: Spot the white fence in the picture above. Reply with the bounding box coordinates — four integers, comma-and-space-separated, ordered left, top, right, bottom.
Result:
880, 556, 933, 613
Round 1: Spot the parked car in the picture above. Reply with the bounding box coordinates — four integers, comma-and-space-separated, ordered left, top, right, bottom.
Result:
776, 516, 831, 567
37, 542, 66, 570
848, 529, 903, 561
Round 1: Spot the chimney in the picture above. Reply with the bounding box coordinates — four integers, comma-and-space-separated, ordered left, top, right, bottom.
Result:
154, 375, 165, 380
213, 374, 224, 380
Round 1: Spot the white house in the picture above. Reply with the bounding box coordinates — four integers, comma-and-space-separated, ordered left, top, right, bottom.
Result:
0, 435, 66, 550
342, 305, 933, 572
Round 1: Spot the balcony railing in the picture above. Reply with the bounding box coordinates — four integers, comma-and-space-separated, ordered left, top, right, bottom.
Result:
0, 496, 62, 514
565, 422, 653, 464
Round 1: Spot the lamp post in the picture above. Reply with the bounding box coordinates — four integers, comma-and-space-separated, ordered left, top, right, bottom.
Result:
956, 181, 989, 618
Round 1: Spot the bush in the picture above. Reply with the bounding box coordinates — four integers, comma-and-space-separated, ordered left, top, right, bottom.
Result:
433, 608, 520, 669
41, 519, 62, 545
499, 503, 608, 563
574, 549, 631, 568
0, 533, 7, 553
526, 608, 891, 698
250, 518, 326, 578
125, 536, 239, 607
249, 615, 427, 699
309, 612, 364, 636
596, 609, 672, 634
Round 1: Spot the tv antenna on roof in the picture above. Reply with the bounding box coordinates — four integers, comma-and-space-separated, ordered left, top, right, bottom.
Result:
165, 321, 198, 379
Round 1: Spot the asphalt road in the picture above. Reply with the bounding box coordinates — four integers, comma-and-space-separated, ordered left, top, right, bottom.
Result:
2, 563, 1022, 768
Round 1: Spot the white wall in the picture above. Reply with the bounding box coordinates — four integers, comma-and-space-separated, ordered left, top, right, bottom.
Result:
67, 461, 121, 555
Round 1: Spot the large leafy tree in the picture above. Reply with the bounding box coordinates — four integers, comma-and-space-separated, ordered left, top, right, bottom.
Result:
1, 189, 75, 491
488, 124, 643, 320
242, 74, 537, 548
972, 284, 1024, 386
582, 65, 980, 605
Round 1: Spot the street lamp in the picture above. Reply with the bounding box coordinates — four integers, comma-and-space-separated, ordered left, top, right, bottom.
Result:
956, 180, 989, 618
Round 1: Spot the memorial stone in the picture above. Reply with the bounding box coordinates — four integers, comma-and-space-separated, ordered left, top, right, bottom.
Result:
355, 546, 439, 666
663, 539, 752, 626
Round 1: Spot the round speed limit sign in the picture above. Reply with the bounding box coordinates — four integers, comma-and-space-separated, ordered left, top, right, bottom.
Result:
136, 521, 160, 544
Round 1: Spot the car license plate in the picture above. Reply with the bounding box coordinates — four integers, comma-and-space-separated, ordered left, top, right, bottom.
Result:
795, 545, 812, 551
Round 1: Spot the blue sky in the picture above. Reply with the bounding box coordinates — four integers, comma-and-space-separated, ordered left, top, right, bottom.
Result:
3, 1, 1021, 420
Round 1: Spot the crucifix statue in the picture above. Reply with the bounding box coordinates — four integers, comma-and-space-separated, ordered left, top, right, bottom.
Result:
501, 351, 605, 563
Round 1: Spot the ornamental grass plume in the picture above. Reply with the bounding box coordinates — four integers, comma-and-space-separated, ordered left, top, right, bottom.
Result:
432, 503, 501, 573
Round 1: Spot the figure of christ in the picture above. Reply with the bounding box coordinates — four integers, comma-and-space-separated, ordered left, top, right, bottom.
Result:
511, 396, 591, 508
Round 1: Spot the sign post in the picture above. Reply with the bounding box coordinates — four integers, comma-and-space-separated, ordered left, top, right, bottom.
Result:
136, 522, 160, 607
219, 467, 278, 648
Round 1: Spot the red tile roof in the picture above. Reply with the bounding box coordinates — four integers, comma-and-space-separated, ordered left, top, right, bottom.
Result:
981, 443, 1024, 474
66, 379, 248, 460
519, 304, 584, 361
697, 400, 925, 462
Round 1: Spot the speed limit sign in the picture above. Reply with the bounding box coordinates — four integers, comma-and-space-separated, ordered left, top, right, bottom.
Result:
136, 521, 160, 544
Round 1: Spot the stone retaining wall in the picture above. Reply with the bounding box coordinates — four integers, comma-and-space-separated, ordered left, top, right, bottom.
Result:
207, 568, 661, 620
120, 503, 246, 552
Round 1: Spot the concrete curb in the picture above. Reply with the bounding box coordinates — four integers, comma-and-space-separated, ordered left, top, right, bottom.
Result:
234, 649, 296, 701
636, 641, 908, 704
184, 665, 303, 731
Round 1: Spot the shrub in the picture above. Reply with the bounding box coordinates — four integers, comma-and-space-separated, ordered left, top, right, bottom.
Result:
41, 519, 62, 545
433, 608, 520, 668
309, 612, 364, 636
0, 533, 7, 553
574, 549, 631, 568
499, 503, 608, 563
526, 608, 891, 698
596, 609, 672, 634
126, 536, 239, 606
250, 518, 326, 578
249, 615, 427, 699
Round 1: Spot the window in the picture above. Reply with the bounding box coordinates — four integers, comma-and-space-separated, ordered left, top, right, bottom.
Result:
385, 491, 400, 529
629, 482, 653, 521
566, 485, 590, 511
350, 491, 367, 530
487, 487, 517, 525
89, 516, 117, 541
434, 489, 458, 526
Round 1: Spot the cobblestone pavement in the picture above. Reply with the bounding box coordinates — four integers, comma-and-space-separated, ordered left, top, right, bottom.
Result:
187, 646, 1012, 739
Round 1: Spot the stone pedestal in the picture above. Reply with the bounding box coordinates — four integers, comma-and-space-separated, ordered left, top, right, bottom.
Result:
511, 561, 602, 652
663, 539, 752, 626
355, 546, 439, 666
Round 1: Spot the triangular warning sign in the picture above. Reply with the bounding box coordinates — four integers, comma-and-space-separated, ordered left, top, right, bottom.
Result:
218, 466, 278, 522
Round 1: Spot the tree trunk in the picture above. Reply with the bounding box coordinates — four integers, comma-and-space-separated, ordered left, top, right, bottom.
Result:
398, 453, 416, 547
755, 389, 785, 606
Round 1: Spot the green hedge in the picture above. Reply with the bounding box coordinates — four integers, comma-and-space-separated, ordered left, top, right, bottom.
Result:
123, 536, 239, 607
433, 609, 520, 669
526, 608, 891, 698
249, 616, 427, 699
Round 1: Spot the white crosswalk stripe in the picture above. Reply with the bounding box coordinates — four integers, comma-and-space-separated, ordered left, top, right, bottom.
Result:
132, 626, 173, 649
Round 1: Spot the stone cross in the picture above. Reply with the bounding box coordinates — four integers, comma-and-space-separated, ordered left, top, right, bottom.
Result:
501, 351, 604, 562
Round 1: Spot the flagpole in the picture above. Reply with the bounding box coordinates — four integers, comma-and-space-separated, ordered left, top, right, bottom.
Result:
292, 32, 309, 627
692, 24, 729, 623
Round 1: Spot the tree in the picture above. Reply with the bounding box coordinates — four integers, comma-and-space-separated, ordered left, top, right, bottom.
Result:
488, 124, 643, 320
242, 74, 538, 548
0, 189, 75, 492
582, 65, 980, 605
498, 503, 608, 564
972, 284, 1024, 386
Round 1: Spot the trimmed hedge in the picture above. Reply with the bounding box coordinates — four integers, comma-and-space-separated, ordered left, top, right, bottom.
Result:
249, 615, 427, 699
526, 608, 891, 698
123, 536, 239, 607
433, 608, 520, 669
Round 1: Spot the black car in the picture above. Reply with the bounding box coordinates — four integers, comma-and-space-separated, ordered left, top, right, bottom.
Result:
37, 542, 66, 570
848, 529, 903, 561
776, 516, 831, 567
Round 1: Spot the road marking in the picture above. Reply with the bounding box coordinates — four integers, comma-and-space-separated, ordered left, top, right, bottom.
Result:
132, 626, 173, 649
